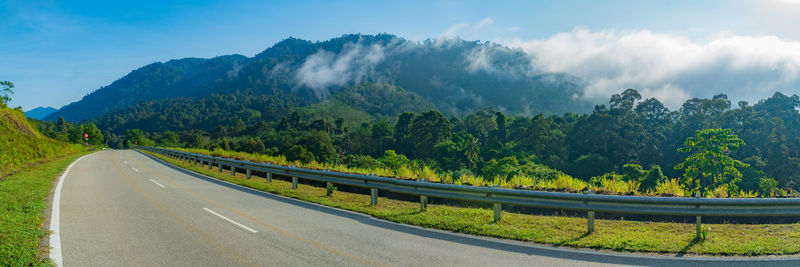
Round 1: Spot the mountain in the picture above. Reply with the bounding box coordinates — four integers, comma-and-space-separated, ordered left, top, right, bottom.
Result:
25, 107, 57, 120
93, 82, 436, 135
47, 34, 592, 122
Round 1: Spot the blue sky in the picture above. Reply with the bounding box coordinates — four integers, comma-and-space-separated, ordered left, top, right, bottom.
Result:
3, 0, 800, 110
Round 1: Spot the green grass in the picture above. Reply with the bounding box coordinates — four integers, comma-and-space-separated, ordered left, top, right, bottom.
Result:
145, 150, 800, 256
0, 107, 83, 177
0, 152, 90, 266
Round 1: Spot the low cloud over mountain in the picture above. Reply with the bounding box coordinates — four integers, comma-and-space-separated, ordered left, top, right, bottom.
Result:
509, 28, 800, 108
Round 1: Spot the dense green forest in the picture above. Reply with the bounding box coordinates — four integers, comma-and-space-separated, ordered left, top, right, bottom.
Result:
47, 34, 589, 122
42, 85, 800, 197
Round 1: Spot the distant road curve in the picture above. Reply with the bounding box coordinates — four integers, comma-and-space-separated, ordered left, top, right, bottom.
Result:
52, 150, 800, 266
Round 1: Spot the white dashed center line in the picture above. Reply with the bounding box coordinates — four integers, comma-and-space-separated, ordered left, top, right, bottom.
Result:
203, 208, 258, 233
149, 179, 166, 188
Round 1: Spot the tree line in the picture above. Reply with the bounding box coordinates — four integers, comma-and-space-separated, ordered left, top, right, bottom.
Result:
84, 89, 800, 196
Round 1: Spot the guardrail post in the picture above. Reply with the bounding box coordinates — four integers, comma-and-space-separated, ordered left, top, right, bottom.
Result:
420, 195, 428, 211
695, 192, 702, 240
587, 190, 595, 233
370, 188, 378, 205
493, 203, 502, 222
246, 169, 252, 179
266, 172, 272, 183
231, 166, 236, 176
292, 177, 298, 189
208, 161, 213, 170
218, 163, 223, 172
326, 182, 334, 196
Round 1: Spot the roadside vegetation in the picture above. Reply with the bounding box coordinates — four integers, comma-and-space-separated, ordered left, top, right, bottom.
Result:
144, 150, 800, 256
106, 88, 800, 198
0, 106, 84, 177
0, 88, 94, 265
162, 127, 759, 198
0, 153, 89, 265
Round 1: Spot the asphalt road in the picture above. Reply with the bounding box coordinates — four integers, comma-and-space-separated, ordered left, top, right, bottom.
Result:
56, 150, 800, 266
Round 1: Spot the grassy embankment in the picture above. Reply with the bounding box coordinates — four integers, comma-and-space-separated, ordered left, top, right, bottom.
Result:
144, 148, 800, 256
0, 107, 86, 265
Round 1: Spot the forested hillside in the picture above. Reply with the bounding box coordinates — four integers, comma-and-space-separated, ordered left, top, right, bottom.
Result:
108, 88, 800, 197
47, 34, 589, 121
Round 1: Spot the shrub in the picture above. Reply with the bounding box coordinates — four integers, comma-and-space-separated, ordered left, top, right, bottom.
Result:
458, 172, 487, 186
285, 145, 315, 164
508, 174, 535, 188
758, 177, 780, 197
539, 174, 587, 192
738, 190, 759, 198
708, 185, 729, 198
652, 179, 685, 197
641, 165, 667, 191
519, 160, 563, 180
482, 156, 521, 181
347, 154, 384, 169
379, 150, 411, 171
418, 166, 438, 182
622, 164, 646, 181
593, 173, 639, 195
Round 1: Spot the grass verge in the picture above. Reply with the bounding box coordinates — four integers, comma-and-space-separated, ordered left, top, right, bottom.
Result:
144, 150, 800, 256
0, 152, 90, 266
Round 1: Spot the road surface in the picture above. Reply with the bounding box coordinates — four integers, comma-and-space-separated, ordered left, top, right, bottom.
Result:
54, 150, 800, 266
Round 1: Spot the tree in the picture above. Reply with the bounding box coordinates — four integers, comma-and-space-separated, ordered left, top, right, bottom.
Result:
609, 88, 641, 113
81, 122, 104, 146
124, 129, 154, 148
0, 81, 13, 106
393, 112, 417, 156
482, 156, 521, 182
674, 128, 749, 195
159, 131, 181, 147
286, 145, 314, 163
410, 110, 452, 158
239, 138, 266, 154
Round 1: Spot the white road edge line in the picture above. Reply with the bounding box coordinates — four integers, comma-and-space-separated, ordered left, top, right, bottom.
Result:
149, 179, 166, 188
50, 153, 92, 267
131, 167, 139, 172
203, 208, 258, 233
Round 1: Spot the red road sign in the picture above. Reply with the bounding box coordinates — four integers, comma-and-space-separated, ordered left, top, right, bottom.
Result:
84, 133, 89, 138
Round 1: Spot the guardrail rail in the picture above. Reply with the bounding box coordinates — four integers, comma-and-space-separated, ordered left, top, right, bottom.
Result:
139, 146, 800, 239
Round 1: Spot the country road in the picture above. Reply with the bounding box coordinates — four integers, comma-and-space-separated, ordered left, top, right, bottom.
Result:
53, 150, 800, 266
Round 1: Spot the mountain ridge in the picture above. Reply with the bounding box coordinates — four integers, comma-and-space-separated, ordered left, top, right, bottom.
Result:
47, 33, 592, 122
25, 107, 57, 120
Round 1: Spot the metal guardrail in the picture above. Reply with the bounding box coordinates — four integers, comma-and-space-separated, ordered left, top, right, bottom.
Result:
140, 146, 800, 239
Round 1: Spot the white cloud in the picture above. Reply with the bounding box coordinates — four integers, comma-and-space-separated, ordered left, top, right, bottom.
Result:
476, 17, 494, 28
439, 17, 495, 40
507, 28, 800, 109
295, 42, 386, 98
440, 23, 469, 38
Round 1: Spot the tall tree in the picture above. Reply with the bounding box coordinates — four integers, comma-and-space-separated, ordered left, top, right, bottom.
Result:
0, 81, 13, 106
675, 128, 749, 195
410, 110, 452, 158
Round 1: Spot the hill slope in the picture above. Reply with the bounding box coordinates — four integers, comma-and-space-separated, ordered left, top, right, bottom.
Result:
48, 34, 591, 122
0, 107, 82, 177
93, 82, 436, 135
